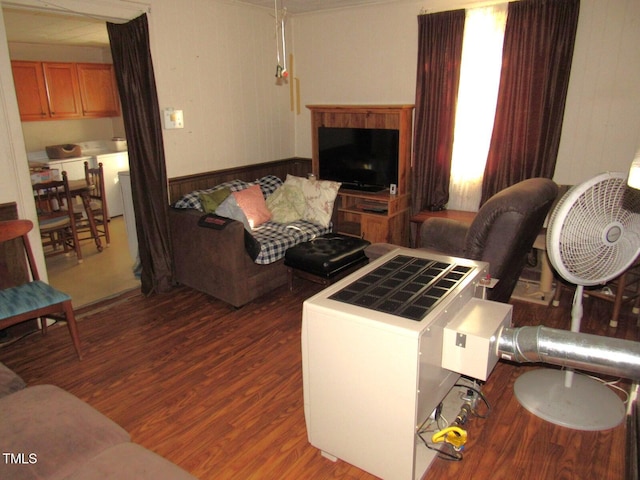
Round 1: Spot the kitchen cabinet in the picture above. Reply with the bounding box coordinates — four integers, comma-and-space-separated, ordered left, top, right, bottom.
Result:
11, 61, 50, 121
42, 62, 83, 119
76, 63, 121, 117
11, 61, 120, 121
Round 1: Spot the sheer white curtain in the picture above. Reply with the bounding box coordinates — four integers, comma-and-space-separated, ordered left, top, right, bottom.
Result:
447, 4, 507, 212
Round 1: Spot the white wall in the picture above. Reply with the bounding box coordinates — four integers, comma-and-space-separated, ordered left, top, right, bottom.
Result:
291, 1, 422, 158
554, 0, 640, 184
150, 0, 295, 178
1, 0, 639, 271
292, 0, 640, 186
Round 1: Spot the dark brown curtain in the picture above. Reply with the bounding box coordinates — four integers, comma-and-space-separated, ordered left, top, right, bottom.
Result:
412, 10, 465, 214
107, 14, 173, 295
480, 0, 580, 204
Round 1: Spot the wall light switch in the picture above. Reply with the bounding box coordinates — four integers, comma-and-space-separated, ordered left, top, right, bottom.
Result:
163, 108, 184, 129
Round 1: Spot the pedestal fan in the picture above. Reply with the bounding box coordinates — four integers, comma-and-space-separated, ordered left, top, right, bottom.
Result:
514, 171, 640, 430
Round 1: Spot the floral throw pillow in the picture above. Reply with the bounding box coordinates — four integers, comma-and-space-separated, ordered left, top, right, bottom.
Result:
284, 174, 341, 228
266, 184, 306, 223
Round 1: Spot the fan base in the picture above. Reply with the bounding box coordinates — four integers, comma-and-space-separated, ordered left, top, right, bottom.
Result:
514, 369, 625, 431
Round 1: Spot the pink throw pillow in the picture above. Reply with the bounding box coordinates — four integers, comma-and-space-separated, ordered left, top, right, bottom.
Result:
233, 184, 271, 229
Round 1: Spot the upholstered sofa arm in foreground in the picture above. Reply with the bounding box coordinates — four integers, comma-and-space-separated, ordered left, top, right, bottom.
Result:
0, 363, 196, 480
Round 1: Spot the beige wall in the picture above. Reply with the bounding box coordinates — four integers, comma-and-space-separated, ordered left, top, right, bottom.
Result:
150, 0, 295, 178
291, 1, 421, 160
0, 0, 639, 275
554, 0, 640, 185
9, 42, 112, 62
292, 0, 640, 186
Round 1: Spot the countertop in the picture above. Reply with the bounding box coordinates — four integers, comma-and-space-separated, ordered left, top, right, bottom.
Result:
27, 140, 127, 164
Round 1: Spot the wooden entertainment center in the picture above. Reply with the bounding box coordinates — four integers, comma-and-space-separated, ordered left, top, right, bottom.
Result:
307, 104, 414, 246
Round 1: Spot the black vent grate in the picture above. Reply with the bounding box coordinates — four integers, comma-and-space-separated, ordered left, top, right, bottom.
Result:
328, 255, 474, 321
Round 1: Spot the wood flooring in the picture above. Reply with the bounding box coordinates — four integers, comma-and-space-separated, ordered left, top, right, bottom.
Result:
0, 279, 638, 480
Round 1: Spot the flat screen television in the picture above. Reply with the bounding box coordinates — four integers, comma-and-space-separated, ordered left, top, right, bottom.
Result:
318, 127, 399, 192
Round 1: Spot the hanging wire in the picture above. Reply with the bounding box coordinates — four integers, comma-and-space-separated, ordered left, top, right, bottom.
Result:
281, 8, 288, 77
274, 0, 282, 77
274, 0, 288, 80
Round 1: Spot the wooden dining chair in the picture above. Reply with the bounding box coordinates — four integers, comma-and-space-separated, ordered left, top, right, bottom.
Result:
0, 219, 82, 359
553, 258, 640, 328
32, 171, 82, 263
83, 161, 110, 245
69, 162, 110, 246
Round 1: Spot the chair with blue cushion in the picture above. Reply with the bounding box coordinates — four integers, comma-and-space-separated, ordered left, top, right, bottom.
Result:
0, 219, 82, 359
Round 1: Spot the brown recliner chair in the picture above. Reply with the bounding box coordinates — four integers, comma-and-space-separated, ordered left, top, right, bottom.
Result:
419, 178, 558, 302
366, 178, 559, 303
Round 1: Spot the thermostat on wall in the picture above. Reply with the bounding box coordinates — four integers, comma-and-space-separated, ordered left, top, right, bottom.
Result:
163, 108, 184, 129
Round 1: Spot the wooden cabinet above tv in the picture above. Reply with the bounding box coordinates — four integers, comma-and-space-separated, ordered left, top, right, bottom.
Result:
307, 104, 414, 196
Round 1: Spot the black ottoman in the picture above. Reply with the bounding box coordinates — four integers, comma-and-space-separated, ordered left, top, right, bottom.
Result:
284, 233, 370, 290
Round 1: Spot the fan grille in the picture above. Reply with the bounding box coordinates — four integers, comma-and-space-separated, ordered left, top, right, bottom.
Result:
547, 172, 640, 286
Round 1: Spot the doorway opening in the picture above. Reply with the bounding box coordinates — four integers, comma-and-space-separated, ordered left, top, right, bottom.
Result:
3, 6, 140, 307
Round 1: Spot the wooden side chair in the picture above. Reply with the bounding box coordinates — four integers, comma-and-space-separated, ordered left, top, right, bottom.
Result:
32, 171, 82, 263
0, 219, 82, 359
70, 161, 110, 246
553, 258, 640, 328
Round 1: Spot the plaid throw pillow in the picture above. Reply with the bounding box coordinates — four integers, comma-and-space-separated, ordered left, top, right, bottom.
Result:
173, 176, 283, 212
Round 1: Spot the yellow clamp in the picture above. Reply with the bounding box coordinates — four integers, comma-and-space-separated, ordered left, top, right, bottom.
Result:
431, 426, 468, 450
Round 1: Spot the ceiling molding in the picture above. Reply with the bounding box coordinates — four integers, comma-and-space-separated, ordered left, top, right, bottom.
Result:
2, 0, 407, 48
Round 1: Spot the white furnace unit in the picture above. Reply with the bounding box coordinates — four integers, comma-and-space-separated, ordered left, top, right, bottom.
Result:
301, 247, 512, 480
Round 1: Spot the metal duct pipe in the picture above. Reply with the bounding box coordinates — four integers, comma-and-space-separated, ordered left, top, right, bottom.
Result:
497, 326, 640, 381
